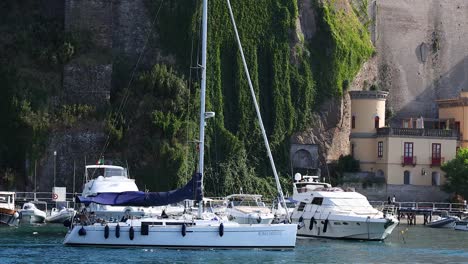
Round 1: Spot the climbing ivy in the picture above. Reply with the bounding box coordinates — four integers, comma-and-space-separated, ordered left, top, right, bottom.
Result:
138, 0, 373, 197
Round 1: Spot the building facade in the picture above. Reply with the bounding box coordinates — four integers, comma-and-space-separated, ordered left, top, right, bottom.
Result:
349, 91, 458, 188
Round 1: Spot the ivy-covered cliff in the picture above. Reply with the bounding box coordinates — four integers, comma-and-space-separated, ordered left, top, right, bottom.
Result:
0, 0, 373, 197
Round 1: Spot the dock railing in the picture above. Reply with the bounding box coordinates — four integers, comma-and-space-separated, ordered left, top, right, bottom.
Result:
370, 201, 467, 214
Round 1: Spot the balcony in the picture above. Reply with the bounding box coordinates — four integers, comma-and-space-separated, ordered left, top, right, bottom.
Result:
401, 156, 417, 166
430, 157, 445, 167
377, 127, 458, 138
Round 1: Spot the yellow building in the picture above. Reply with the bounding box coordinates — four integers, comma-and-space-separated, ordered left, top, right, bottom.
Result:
437, 91, 468, 148
349, 91, 458, 187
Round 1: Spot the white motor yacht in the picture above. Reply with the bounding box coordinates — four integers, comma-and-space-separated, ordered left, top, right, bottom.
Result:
81, 164, 169, 220
0, 192, 19, 226
18, 201, 46, 224
225, 194, 274, 224
291, 188, 398, 240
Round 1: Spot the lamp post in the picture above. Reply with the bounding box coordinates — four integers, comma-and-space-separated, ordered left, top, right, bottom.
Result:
53, 151, 57, 187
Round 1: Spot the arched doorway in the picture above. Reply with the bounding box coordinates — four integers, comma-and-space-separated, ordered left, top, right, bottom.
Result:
404, 170, 411, 185
432, 171, 440, 186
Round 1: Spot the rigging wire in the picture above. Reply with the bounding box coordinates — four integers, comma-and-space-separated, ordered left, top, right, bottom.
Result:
97, 0, 165, 161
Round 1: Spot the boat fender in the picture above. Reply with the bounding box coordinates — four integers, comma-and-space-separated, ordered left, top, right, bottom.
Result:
219, 223, 224, 237
63, 219, 72, 228
129, 226, 134, 240
13, 212, 19, 219
104, 225, 109, 239
323, 219, 329, 233
18, 211, 22, 220
182, 223, 187, 237
309, 217, 315, 230
78, 226, 86, 236
257, 216, 262, 224
116, 224, 120, 238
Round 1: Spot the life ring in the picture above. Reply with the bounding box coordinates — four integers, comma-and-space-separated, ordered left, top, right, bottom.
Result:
181, 223, 187, 237
219, 223, 224, 237
129, 226, 134, 240
115, 224, 120, 238
323, 219, 329, 233
52, 193, 58, 200
78, 226, 86, 236
104, 225, 109, 239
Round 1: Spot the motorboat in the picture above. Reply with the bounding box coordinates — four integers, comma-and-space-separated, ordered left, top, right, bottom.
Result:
454, 218, 468, 231
18, 201, 46, 224
426, 213, 460, 228
46, 207, 76, 224
63, 0, 297, 249
292, 173, 332, 202
225, 194, 274, 224
81, 164, 168, 220
0, 192, 19, 226
291, 188, 398, 240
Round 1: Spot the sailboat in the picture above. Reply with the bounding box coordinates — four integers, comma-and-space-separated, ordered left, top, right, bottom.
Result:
63, 0, 297, 249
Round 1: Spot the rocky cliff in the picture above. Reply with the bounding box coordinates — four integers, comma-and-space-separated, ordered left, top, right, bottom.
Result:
4, 0, 466, 197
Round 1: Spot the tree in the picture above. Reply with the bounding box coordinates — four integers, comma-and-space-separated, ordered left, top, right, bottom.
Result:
441, 148, 468, 199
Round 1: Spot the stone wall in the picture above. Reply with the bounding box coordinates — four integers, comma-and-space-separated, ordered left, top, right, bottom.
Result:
62, 62, 112, 106
38, 125, 106, 193
375, 0, 468, 124
65, 0, 113, 49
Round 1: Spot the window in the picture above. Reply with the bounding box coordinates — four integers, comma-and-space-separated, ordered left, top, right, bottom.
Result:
374, 116, 380, 129
404, 171, 411, 185
403, 142, 414, 165
297, 202, 306, 212
351, 143, 355, 158
311, 197, 323, 205
378, 141, 383, 158
352, 115, 356, 129
432, 143, 441, 166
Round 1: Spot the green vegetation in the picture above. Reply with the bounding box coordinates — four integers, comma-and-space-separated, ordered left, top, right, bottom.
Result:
0, 0, 373, 197
134, 0, 373, 196
442, 148, 468, 199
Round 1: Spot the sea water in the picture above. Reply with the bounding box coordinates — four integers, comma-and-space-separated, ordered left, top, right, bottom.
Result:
1, 224, 467, 263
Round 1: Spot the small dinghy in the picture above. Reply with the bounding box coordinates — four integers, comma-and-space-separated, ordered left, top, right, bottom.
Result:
427, 215, 460, 228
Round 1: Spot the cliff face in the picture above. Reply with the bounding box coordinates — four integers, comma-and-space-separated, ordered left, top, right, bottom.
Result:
8, 0, 450, 194
374, 0, 468, 122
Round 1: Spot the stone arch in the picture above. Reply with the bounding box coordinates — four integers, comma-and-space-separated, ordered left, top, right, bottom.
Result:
376, 169, 384, 178
292, 149, 314, 169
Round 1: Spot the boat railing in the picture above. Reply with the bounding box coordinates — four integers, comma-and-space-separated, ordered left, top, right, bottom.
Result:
14, 192, 78, 211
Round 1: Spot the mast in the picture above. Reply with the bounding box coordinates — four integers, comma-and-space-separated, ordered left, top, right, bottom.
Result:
197, 0, 208, 217
226, 0, 290, 222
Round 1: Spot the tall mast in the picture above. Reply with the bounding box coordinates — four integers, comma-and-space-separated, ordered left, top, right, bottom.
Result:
197, 0, 208, 216
226, 0, 290, 222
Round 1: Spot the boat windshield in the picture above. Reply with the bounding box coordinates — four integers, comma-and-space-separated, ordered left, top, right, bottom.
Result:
104, 168, 127, 177
328, 198, 372, 208
230, 198, 264, 207
87, 167, 128, 178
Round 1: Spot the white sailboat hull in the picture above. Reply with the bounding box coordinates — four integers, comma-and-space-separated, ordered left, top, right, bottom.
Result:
64, 221, 297, 249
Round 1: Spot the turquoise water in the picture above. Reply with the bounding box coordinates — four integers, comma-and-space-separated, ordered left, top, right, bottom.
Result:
1, 225, 468, 263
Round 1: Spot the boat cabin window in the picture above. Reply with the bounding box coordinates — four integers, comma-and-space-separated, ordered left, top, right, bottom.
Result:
297, 202, 306, 212
311, 197, 323, 205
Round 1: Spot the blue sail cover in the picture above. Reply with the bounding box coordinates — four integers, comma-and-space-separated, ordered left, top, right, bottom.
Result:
76, 173, 202, 206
